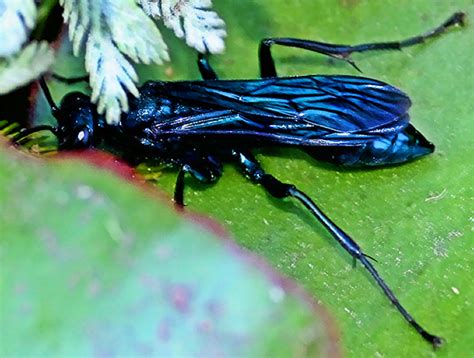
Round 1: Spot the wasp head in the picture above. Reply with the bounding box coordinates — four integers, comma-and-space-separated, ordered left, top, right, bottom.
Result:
53, 92, 100, 150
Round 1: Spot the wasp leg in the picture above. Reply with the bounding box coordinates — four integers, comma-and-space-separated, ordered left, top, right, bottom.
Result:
51, 73, 89, 84
174, 166, 187, 208
259, 12, 465, 77
173, 152, 223, 207
232, 149, 443, 347
197, 54, 219, 80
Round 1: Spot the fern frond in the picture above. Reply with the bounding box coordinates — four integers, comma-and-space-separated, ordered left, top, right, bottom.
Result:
0, 0, 37, 57
86, 34, 139, 123
58, 0, 226, 124
0, 42, 54, 94
138, 0, 226, 54
60, 0, 169, 124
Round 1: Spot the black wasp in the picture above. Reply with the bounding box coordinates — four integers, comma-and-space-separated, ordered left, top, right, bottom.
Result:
16, 12, 465, 347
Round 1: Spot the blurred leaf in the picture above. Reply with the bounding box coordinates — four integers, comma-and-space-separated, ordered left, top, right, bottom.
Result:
0, 42, 54, 94
0, 146, 337, 356
0, 0, 37, 57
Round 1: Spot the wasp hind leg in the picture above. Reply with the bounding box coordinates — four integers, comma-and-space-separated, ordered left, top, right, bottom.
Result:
258, 12, 464, 77
232, 149, 442, 347
173, 152, 223, 208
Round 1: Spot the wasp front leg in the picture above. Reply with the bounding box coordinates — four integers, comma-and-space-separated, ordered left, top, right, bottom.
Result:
174, 167, 187, 207
173, 151, 223, 207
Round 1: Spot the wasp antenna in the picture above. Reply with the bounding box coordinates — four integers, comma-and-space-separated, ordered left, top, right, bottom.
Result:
39, 77, 60, 117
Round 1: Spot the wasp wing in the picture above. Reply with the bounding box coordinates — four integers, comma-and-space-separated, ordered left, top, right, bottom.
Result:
146, 75, 411, 146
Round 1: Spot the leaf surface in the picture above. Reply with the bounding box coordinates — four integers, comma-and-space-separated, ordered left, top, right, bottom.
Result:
0, 147, 337, 356
26, 0, 474, 356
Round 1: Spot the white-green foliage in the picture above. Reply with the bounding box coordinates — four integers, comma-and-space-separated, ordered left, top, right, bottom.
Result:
0, 42, 55, 94
61, 0, 226, 124
0, 0, 226, 123
0, 0, 37, 57
61, 0, 169, 123
0, 1, 54, 94
138, 0, 226, 54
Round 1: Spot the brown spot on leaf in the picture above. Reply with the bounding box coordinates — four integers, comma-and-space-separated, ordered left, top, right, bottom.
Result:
157, 319, 171, 341
169, 284, 193, 314
340, 0, 360, 7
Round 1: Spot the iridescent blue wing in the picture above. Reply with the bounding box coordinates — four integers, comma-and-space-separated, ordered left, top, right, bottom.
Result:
146, 75, 411, 146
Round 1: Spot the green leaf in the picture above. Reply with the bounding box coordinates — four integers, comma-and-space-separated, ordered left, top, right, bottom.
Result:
0, 147, 337, 356
139, 1, 474, 356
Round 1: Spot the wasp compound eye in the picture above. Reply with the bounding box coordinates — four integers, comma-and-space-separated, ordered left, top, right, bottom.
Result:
57, 125, 93, 150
